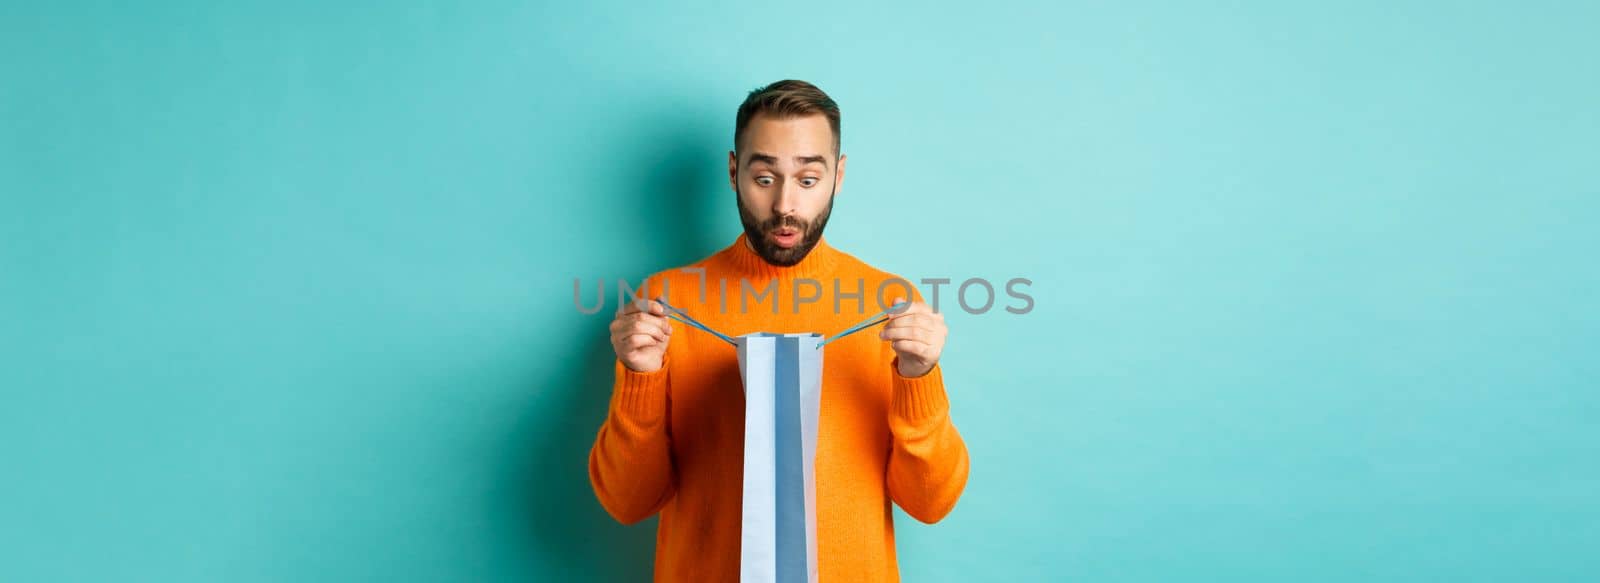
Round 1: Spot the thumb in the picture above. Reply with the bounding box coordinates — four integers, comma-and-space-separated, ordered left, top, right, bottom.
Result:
888, 296, 910, 317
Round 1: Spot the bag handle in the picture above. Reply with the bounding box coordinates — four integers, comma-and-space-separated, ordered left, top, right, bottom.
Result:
817, 301, 908, 348
656, 298, 910, 349
656, 298, 738, 346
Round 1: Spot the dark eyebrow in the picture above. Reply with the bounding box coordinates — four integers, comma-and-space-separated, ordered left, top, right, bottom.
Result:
745, 152, 832, 169
795, 155, 829, 168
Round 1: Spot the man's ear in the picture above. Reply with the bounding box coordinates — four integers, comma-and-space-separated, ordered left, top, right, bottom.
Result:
727, 150, 739, 192
834, 153, 847, 193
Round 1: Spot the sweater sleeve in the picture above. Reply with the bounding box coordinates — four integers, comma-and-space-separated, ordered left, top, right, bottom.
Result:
588, 355, 676, 524
885, 359, 970, 524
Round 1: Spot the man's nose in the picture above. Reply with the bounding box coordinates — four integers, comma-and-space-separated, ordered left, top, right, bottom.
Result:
772, 181, 800, 216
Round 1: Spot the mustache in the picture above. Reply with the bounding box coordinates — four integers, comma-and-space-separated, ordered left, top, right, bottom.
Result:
763, 215, 808, 232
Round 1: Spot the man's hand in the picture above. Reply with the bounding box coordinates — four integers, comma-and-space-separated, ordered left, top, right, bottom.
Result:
878, 297, 946, 378
611, 297, 673, 373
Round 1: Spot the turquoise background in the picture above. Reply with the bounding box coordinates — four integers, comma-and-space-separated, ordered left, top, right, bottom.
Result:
3, 1, 1597, 581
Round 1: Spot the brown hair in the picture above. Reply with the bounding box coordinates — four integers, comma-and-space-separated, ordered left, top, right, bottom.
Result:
734, 79, 841, 156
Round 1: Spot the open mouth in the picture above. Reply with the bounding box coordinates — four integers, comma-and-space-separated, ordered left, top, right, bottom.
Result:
770, 226, 802, 249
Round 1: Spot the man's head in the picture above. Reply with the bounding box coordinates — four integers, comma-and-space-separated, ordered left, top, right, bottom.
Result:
729, 80, 847, 266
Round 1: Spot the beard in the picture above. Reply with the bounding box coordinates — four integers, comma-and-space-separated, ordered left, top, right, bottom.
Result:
735, 183, 836, 267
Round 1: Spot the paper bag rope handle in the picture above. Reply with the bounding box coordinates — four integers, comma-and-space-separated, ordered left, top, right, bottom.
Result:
816, 301, 909, 348
655, 298, 909, 349
656, 298, 738, 346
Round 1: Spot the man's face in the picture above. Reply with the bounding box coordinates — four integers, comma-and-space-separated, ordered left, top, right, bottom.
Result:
728, 113, 847, 266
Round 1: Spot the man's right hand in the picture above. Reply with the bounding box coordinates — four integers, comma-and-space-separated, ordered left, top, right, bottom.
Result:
610, 297, 673, 373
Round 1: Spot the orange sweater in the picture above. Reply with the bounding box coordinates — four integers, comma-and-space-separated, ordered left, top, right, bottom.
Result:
588, 233, 970, 582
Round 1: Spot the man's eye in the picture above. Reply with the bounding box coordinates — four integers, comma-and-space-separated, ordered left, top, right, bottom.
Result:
756, 177, 774, 186
801, 178, 818, 187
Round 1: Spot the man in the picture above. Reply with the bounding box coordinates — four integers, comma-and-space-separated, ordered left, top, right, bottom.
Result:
589, 80, 969, 582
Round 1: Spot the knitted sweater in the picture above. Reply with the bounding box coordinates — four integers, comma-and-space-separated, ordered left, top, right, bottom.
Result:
589, 233, 970, 582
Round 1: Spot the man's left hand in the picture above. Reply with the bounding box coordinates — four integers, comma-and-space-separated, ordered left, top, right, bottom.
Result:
879, 297, 946, 378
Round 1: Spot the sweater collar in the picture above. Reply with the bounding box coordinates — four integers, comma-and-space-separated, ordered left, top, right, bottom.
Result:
720, 231, 839, 280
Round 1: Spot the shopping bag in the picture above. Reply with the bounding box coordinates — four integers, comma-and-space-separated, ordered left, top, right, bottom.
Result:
735, 332, 823, 583
658, 300, 906, 583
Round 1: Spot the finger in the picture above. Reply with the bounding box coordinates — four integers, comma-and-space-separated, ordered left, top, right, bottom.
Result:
625, 310, 672, 330
620, 334, 664, 351
890, 339, 932, 357
881, 317, 942, 339
613, 319, 669, 344
883, 296, 911, 316
880, 326, 932, 343
643, 315, 674, 336
886, 297, 926, 318
885, 313, 942, 331
619, 299, 644, 315
619, 296, 668, 316
644, 296, 667, 316
627, 320, 670, 342
627, 298, 665, 316
611, 312, 638, 334
645, 321, 673, 342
